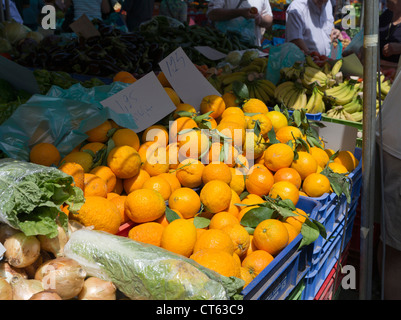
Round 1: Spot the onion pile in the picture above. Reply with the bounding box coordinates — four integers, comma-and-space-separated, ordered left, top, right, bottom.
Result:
0, 221, 118, 300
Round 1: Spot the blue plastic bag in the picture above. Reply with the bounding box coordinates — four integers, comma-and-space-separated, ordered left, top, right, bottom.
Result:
265, 42, 305, 85
0, 82, 138, 162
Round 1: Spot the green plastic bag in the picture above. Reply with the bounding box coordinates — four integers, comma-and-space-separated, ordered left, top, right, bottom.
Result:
0, 82, 138, 161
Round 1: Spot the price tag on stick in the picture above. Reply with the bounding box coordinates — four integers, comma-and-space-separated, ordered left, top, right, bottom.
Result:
100, 72, 176, 133
159, 47, 221, 111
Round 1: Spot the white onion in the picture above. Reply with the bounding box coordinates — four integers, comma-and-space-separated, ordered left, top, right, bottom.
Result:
78, 277, 116, 300
0, 277, 13, 300
29, 291, 62, 300
0, 262, 28, 282
11, 276, 44, 300
34, 257, 86, 300
4, 232, 41, 268
38, 224, 69, 257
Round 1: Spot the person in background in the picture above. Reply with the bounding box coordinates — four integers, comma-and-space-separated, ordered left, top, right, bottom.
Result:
285, 0, 342, 56
63, 0, 111, 21
22, 0, 45, 30
159, 0, 187, 23
121, 0, 155, 31
379, 0, 401, 67
207, 0, 273, 47
2, 0, 24, 23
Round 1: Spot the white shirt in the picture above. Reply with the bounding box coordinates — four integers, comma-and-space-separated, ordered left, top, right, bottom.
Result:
285, 0, 334, 56
376, 70, 401, 159
207, 0, 273, 46
2, 0, 23, 24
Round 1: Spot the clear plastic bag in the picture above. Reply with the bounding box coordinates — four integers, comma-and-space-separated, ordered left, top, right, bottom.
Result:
265, 42, 306, 85
64, 229, 245, 300
215, 17, 257, 46
0, 82, 137, 161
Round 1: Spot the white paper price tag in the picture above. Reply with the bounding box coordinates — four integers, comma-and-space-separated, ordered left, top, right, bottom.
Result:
159, 47, 221, 111
0, 243, 5, 261
100, 72, 176, 133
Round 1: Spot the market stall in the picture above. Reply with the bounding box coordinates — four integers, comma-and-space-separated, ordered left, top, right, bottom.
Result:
0, 0, 385, 301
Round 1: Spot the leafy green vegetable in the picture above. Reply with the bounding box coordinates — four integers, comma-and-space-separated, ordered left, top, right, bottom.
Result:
0, 159, 84, 237
65, 229, 244, 300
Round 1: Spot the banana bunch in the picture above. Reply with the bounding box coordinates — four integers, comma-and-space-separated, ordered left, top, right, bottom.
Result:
247, 79, 276, 104
342, 96, 363, 114
302, 66, 330, 89
377, 74, 392, 97
218, 71, 248, 93
239, 57, 268, 74
325, 106, 358, 121
324, 80, 357, 105
274, 81, 308, 110
305, 87, 325, 114
280, 62, 303, 81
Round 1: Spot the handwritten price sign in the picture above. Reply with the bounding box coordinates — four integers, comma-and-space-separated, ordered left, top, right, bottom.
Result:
159, 47, 221, 111
100, 72, 176, 133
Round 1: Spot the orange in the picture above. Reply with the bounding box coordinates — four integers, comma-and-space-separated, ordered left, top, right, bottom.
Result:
245, 234, 258, 257
265, 110, 288, 132
72, 196, 121, 234
275, 125, 302, 144
175, 159, 205, 188
222, 224, 250, 259
123, 169, 150, 194
241, 250, 274, 278
85, 120, 113, 143
200, 94, 226, 119
268, 181, 300, 206
328, 162, 348, 174
245, 167, 275, 196
240, 267, 254, 287
283, 222, 299, 244
160, 218, 197, 257
168, 187, 201, 219
200, 180, 232, 214
241, 194, 265, 206
173, 103, 197, 119
169, 116, 198, 143
137, 141, 156, 164
107, 145, 141, 179
209, 211, 239, 230
29, 142, 60, 167
58, 162, 84, 190
177, 129, 209, 160
229, 167, 246, 195
166, 142, 180, 169
142, 175, 172, 201
206, 142, 238, 167
234, 154, 250, 170
113, 178, 123, 194
202, 162, 232, 185
246, 113, 273, 139
155, 209, 183, 226
220, 112, 247, 129
227, 189, 242, 218
90, 165, 117, 193
113, 71, 136, 83
222, 92, 240, 108
325, 148, 335, 158
190, 249, 241, 278
60, 151, 93, 173
285, 209, 308, 234
202, 116, 218, 129
290, 151, 318, 180
141, 125, 169, 146
302, 172, 331, 198
143, 145, 169, 176
193, 229, 235, 255
273, 167, 302, 189
107, 192, 120, 200
112, 128, 140, 151
216, 121, 245, 148
243, 132, 267, 160
157, 71, 171, 87
263, 143, 294, 172
253, 219, 289, 255
83, 173, 108, 198
242, 98, 269, 114
109, 194, 129, 224
164, 87, 181, 106
157, 172, 181, 193
125, 189, 166, 223
310, 146, 330, 168
80, 142, 106, 155
333, 150, 359, 172
128, 222, 165, 247
237, 205, 258, 225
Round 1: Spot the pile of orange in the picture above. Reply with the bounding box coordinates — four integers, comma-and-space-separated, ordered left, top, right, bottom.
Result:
27, 79, 360, 289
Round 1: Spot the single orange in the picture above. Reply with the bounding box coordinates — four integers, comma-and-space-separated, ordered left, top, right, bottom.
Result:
253, 219, 289, 256
273, 167, 302, 189
268, 181, 300, 206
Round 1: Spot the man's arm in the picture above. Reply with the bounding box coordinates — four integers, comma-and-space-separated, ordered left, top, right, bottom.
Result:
290, 38, 310, 53
256, 13, 273, 29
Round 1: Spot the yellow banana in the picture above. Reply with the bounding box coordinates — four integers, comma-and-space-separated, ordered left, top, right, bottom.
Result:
274, 81, 294, 100
284, 89, 300, 108
304, 67, 328, 84
257, 79, 276, 98
305, 55, 321, 69
291, 91, 308, 110
305, 91, 317, 113
221, 72, 247, 85
331, 59, 343, 77
254, 83, 273, 104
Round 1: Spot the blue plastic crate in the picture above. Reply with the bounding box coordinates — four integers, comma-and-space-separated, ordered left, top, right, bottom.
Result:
241, 197, 321, 300
268, 107, 322, 121
303, 201, 358, 290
